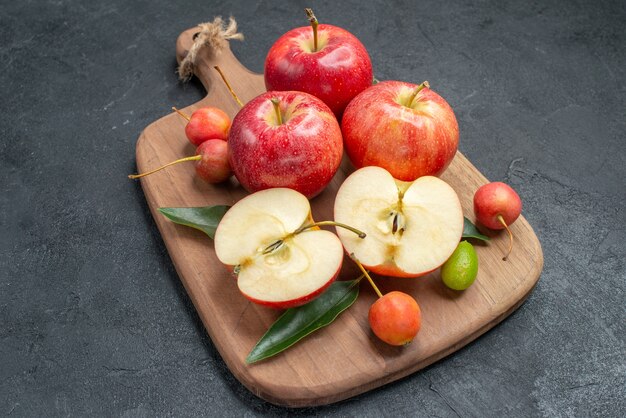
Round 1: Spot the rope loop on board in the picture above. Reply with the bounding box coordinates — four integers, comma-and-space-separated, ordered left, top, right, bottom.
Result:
178, 16, 244, 81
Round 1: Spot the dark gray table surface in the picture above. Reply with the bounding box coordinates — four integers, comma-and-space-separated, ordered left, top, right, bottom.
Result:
2, 0, 624, 416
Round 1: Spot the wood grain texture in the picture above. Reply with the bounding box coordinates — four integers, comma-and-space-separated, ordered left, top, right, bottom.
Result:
133, 26, 543, 407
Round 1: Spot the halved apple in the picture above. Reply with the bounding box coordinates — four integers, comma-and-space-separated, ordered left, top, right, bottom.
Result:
334, 166, 463, 277
214, 188, 344, 309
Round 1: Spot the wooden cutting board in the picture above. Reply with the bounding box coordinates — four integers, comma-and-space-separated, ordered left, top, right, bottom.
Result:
134, 26, 543, 407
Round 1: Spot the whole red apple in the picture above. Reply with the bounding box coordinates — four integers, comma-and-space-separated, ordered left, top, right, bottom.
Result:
184, 107, 231, 146
341, 80, 459, 181
264, 10, 373, 118
227, 90, 343, 198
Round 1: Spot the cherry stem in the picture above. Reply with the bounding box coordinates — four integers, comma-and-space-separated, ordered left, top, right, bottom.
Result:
128, 155, 201, 179
270, 98, 283, 125
172, 106, 191, 122
497, 215, 513, 261
293, 221, 367, 239
305, 8, 318, 52
406, 81, 430, 107
214, 66, 244, 108
350, 254, 383, 299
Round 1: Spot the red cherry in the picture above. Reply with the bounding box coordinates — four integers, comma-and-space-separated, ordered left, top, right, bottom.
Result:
474, 182, 522, 260
172, 106, 231, 146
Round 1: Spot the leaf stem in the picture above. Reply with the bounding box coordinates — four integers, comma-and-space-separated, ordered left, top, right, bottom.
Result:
350, 254, 383, 299
497, 215, 513, 261
305, 8, 319, 52
172, 106, 191, 121
128, 155, 202, 179
214, 65, 244, 108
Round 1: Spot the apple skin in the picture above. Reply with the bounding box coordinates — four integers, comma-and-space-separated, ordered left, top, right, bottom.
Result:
367, 262, 440, 280
473, 182, 522, 229
264, 24, 373, 118
194, 139, 232, 183
228, 90, 343, 198
369, 291, 421, 346
185, 107, 231, 146
341, 80, 459, 181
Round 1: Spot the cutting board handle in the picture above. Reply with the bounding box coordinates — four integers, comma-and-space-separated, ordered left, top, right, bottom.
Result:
175, 26, 263, 107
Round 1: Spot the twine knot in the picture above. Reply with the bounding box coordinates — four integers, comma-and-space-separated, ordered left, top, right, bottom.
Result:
178, 16, 244, 81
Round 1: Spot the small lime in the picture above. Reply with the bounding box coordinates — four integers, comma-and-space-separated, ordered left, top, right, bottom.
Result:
441, 241, 478, 290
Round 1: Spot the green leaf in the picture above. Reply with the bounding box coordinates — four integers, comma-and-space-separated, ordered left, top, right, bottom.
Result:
462, 216, 490, 242
246, 279, 360, 364
372, 76, 380, 85
158, 205, 230, 239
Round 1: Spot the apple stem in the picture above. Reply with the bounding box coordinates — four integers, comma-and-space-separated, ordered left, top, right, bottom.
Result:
270, 98, 283, 125
350, 254, 383, 299
497, 215, 513, 261
128, 155, 202, 179
305, 8, 319, 52
172, 106, 191, 122
214, 66, 244, 108
406, 81, 430, 107
260, 221, 366, 256
293, 221, 367, 239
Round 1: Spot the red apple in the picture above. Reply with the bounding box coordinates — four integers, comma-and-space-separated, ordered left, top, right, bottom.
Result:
227, 90, 343, 199
184, 107, 231, 146
264, 10, 373, 118
341, 80, 459, 181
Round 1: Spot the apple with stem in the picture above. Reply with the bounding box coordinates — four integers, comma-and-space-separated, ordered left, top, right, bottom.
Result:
128, 139, 232, 183
473, 182, 522, 260
341, 80, 459, 181
214, 188, 366, 309
264, 8, 373, 118
334, 166, 463, 277
227, 90, 343, 198
352, 256, 421, 346
172, 106, 231, 146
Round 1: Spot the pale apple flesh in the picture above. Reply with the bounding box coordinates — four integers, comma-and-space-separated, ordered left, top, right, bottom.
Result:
236, 231, 343, 307
214, 188, 343, 308
334, 166, 463, 277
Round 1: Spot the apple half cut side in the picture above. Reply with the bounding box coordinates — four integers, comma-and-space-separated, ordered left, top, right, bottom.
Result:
334, 166, 464, 278
214, 188, 344, 309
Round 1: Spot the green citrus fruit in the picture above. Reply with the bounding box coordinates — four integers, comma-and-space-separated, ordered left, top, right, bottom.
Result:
441, 241, 478, 290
